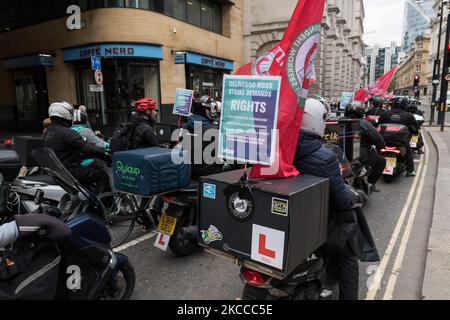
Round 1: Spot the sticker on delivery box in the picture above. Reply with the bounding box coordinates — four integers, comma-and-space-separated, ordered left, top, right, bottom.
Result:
203, 183, 216, 199
251, 224, 285, 270
271, 197, 289, 217
201, 225, 223, 244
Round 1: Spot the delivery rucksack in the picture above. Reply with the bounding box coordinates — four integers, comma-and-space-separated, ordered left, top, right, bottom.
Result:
110, 122, 135, 153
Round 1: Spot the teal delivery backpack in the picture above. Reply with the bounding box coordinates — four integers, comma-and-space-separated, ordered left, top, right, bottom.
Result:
113, 147, 191, 196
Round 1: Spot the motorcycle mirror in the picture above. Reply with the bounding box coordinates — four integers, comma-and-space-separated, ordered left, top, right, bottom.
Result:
34, 189, 45, 206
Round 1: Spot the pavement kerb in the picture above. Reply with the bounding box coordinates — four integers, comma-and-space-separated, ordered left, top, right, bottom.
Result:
422, 128, 450, 300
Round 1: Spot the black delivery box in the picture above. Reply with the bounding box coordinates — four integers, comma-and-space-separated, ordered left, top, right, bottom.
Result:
198, 170, 329, 278
324, 119, 361, 162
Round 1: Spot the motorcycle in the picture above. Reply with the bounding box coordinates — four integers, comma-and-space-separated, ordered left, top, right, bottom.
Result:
240, 251, 334, 300
324, 142, 372, 198
410, 113, 424, 154
0, 149, 66, 216
156, 181, 200, 257
378, 124, 409, 183
0, 148, 136, 300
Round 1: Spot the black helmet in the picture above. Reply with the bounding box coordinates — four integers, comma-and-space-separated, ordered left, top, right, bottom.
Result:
73, 109, 88, 125
371, 96, 383, 108
192, 96, 221, 121
344, 101, 365, 119
393, 97, 408, 110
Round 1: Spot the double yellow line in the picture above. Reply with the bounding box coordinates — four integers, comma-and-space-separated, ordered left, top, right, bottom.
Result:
365, 131, 429, 300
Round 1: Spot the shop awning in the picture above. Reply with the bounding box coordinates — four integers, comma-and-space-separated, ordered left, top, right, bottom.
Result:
174, 51, 234, 71
62, 43, 163, 62
2, 54, 54, 70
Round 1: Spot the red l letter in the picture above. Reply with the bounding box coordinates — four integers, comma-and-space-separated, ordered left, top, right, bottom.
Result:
158, 233, 166, 246
258, 234, 276, 258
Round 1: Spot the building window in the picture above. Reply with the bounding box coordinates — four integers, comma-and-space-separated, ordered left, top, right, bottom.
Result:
417, 42, 423, 49
0, 0, 223, 34
417, 54, 422, 60
76, 59, 160, 128
187, 65, 227, 100
165, 0, 187, 20
416, 65, 421, 72
187, 0, 201, 27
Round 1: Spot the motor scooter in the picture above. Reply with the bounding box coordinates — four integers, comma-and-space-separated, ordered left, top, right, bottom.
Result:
0, 148, 137, 300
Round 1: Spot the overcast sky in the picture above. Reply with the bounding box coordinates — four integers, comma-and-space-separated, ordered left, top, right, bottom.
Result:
363, 0, 405, 47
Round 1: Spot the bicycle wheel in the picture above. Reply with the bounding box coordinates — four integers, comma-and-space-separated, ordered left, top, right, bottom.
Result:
98, 192, 137, 248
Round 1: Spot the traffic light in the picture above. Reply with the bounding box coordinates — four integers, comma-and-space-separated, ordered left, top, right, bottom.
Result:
414, 75, 420, 91
414, 75, 420, 98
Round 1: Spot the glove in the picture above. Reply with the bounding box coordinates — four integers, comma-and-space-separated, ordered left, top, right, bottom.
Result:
354, 190, 369, 208
103, 152, 112, 164
348, 186, 369, 208
14, 214, 72, 243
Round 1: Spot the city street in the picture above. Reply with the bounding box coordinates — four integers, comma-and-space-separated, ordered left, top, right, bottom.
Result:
113, 131, 436, 300
2, 0, 450, 303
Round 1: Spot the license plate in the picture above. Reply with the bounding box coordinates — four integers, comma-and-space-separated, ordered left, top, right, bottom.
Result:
410, 135, 419, 148
157, 214, 177, 236
383, 157, 397, 175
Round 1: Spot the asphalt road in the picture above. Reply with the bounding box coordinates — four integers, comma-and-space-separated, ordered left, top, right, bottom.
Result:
116, 132, 436, 300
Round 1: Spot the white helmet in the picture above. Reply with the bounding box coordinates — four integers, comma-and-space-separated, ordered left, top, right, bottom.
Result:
48, 101, 74, 121
302, 98, 330, 137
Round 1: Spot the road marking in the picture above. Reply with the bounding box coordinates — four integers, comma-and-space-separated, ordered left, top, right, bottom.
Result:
365, 142, 426, 300
114, 232, 157, 252
383, 134, 429, 300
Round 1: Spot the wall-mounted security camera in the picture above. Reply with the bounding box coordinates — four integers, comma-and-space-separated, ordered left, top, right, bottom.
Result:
170, 27, 177, 35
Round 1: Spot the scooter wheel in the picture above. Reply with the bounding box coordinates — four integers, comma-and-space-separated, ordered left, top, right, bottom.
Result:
169, 211, 200, 257
100, 261, 136, 300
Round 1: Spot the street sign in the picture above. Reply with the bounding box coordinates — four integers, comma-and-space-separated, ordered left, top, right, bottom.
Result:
90, 84, 104, 92
94, 69, 103, 85
91, 56, 101, 70
433, 79, 440, 85
445, 74, 450, 82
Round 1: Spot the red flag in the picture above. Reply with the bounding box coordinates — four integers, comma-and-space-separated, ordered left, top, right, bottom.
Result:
370, 66, 397, 98
353, 88, 367, 102
236, 0, 326, 179
354, 67, 397, 102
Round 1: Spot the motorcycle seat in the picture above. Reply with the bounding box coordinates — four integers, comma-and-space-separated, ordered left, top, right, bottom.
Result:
19, 174, 55, 185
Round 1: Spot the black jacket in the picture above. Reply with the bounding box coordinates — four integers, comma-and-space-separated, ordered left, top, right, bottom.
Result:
131, 113, 160, 150
294, 131, 357, 211
366, 106, 384, 116
294, 131, 379, 262
378, 108, 419, 135
346, 116, 385, 162
43, 118, 106, 174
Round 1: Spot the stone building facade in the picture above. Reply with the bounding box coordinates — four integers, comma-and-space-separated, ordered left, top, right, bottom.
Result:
395, 34, 431, 102
0, 0, 243, 132
243, 0, 365, 103
428, 0, 448, 103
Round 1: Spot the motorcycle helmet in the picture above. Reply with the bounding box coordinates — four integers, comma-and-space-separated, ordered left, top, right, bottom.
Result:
344, 101, 365, 119
134, 98, 158, 112
48, 101, 74, 121
370, 96, 383, 108
73, 109, 88, 125
302, 98, 330, 137
199, 95, 221, 121
393, 96, 409, 110
309, 94, 331, 114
